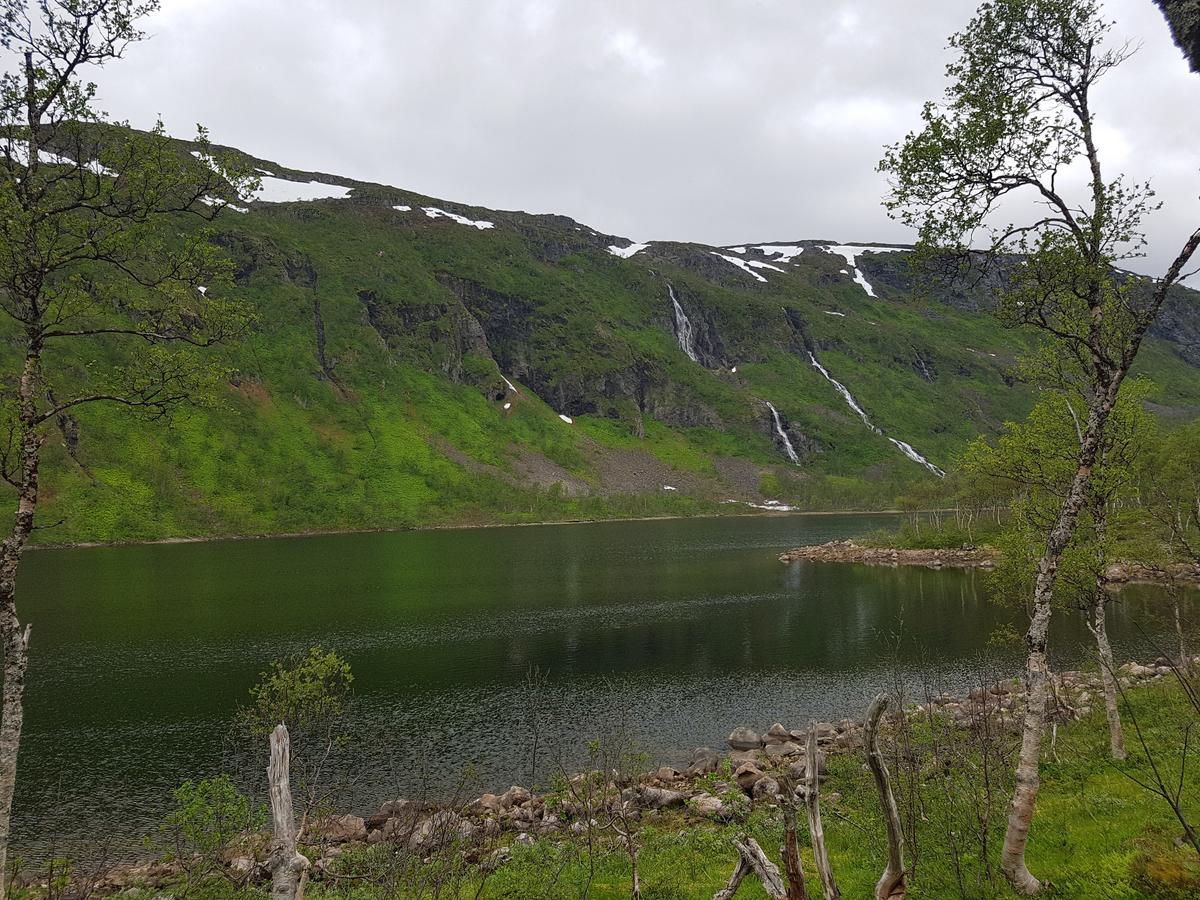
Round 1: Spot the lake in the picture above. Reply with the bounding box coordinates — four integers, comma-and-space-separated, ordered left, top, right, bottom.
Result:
16, 513, 1191, 860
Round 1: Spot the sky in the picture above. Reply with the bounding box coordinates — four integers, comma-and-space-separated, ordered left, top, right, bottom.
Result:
88, 0, 1200, 280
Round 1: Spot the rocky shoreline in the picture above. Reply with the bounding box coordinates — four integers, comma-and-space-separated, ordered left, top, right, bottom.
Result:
778, 539, 996, 569
779, 540, 1200, 587
68, 656, 1193, 894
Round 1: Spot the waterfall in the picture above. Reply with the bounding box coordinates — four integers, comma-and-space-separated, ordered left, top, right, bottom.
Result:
766, 401, 801, 464
806, 350, 945, 477
807, 352, 879, 433
668, 284, 701, 363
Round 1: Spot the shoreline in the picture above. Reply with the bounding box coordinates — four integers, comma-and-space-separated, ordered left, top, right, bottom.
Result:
26, 507, 909, 552
57, 656, 1190, 893
779, 539, 1200, 588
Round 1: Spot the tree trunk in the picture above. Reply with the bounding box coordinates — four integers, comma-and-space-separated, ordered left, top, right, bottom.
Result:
714, 837, 788, 900
778, 777, 810, 900
1091, 596, 1126, 760
0, 345, 44, 900
1001, 390, 1114, 895
267, 724, 309, 900
864, 695, 907, 900
805, 727, 840, 900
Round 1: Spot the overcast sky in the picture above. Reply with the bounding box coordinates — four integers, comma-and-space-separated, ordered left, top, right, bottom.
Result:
90, 0, 1200, 280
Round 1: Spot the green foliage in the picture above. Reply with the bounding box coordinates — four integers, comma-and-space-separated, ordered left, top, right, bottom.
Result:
241, 646, 353, 735
156, 775, 264, 867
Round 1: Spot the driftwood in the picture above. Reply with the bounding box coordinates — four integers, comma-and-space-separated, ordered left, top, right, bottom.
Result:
714, 836, 788, 900
267, 724, 310, 900
806, 726, 840, 900
864, 694, 907, 900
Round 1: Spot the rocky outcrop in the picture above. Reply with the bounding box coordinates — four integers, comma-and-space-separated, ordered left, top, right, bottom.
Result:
779, 539, 995, 569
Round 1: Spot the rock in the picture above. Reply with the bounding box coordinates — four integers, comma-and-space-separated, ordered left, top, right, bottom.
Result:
764, 741, 802, 758
687, 747, 722, 776
728, 726, 763, 750
764, 723, 791, 743
640, 787, 688, 809
499, 786, 532, 809
656, 766, 681, 781
734, 762, 764, 793
472, 793, 501, 814
689, 792, 726, 820
228, 856, 255, 876
408, 811, 460, 853
729, 749, 761, 766
752, 777, 781, 800
515, 832, 535, 846
379, 798, 411, 817
787, 750, 826, 780
312, 814, 367, 844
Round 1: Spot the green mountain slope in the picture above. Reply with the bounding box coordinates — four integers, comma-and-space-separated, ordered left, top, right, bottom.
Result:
24, 138, 1200, 544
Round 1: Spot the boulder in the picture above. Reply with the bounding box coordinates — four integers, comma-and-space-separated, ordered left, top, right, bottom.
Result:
472, 793, 501, 814
787, 749, 826, 780
687, 747, 722, 776
752, 777, 781, 800
689, 792, 726, 820
655, 766, 681, 781
640, 787, 688, 809
764, 741, 801, 758
499, 786, 532, 809
764, 723, 791, 743
729, 749, 761, 766
312, 814, 366, 844
734, 762, 764, 793
408, 811, 460, 854
728, 726, 763, 750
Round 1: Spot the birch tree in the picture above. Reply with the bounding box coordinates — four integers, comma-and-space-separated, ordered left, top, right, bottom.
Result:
0, 2, 254, 891
879, 0, 1200, 892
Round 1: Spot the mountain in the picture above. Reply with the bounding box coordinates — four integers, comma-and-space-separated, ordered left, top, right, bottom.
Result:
27, 137, 1200, 544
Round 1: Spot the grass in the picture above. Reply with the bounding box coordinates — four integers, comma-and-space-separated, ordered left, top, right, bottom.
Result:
88, 676, 1200, 899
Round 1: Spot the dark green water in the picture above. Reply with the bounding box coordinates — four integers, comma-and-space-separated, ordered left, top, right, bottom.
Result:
16, 514, 1190, 860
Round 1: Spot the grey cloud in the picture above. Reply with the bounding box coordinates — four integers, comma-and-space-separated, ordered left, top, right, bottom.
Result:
96, 0, 1199, 280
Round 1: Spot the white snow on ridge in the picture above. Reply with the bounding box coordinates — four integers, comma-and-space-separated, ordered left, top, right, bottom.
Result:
393, 204, 412, 212
712, 252, 767, 282
822, 244, 907, 298
746, 259, 786, 274
727, 246, 747, 254
256, 177, 353, 203
423, 207, 494, 229
754, 245, 805, 263
608, 242, 649, 258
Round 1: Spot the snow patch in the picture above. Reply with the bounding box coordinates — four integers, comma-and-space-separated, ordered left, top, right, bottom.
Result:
822, 244, 906, 298
824, 310, 846, 317
608, 242, 648, 258
712, 253, 767, 283
196, 286, 207, 296
727, 246, 747, 254
754, 245, 805, 263
662, 485, 677, 491
393, 204, 412, 212
422, 207, 493, 229
558, 414, 574, 424
501, 375, 519, 395
503, 402, 512, 410
731, 366, 738, 373
256, 177, 352, 204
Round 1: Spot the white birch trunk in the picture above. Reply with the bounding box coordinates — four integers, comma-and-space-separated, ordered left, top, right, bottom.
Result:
864, 695, 906, 900
267, 724, 309, 900
805, 727, 839, 900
